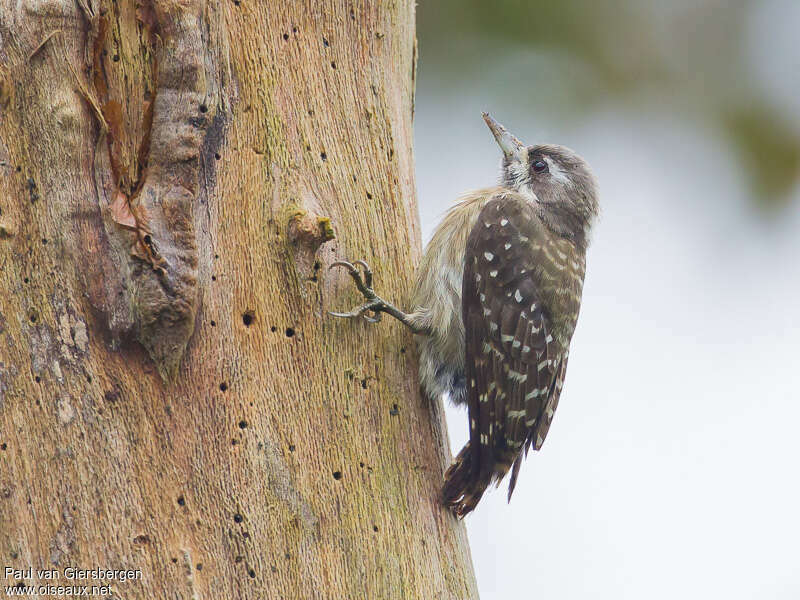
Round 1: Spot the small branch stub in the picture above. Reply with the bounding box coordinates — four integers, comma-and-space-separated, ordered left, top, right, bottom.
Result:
287, 210, 336, 252
287, 210, 335, 278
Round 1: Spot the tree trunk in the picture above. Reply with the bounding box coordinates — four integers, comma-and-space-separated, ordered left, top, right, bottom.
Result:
0, 1, 478, 598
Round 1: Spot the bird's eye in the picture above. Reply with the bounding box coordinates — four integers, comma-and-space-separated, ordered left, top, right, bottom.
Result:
533, 160, 548, 173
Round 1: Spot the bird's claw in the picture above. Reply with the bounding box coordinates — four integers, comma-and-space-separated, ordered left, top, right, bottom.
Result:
329, 260, 384, 324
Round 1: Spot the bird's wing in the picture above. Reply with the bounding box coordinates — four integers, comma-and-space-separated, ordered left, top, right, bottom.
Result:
460, 194, 566, 504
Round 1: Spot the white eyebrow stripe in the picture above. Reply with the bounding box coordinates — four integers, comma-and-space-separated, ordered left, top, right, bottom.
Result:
544, 156, 570, 185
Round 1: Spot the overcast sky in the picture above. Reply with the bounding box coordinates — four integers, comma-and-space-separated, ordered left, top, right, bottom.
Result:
413, 70, 800, 600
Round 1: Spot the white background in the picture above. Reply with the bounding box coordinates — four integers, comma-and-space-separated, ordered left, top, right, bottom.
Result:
413, 5, 800, 592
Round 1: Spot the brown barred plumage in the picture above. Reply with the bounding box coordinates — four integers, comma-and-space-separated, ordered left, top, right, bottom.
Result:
330, 114, 598, 517
441, 193, 587, 516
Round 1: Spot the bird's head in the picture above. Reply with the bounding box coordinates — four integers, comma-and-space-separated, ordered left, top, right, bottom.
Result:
483, 112, 598, 240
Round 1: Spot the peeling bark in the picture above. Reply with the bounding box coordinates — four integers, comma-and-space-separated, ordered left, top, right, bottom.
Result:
0, 1, 478, 598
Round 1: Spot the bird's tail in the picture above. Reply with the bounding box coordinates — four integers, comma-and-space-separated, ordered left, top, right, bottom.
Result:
441, 442, 490, 518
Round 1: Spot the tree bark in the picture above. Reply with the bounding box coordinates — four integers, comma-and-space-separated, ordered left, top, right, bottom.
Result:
0, 1, 478, 598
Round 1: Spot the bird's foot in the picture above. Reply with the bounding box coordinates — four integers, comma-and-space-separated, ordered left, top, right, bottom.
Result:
328, 260, 388, 324
329, 259, 429, 334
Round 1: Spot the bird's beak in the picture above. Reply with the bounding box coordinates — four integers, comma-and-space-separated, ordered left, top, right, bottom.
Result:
482, 112, 526, 161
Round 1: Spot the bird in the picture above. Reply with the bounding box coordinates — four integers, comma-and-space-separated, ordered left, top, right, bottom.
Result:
330, 113, 598, 517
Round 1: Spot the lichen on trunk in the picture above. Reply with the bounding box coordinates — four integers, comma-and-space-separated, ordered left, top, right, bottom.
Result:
0, 1, 478, 598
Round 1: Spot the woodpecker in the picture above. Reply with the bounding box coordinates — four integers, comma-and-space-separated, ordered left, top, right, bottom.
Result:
330, 113, 598, 517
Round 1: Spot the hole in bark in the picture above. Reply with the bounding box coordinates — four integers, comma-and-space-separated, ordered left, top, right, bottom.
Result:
112, 54, 120, 62
282, 33, 289, 40
23, 278, 28, 284
34, 376, 41, 383
143, 234, 152, 244
171, 557, 178, 564
319, 152, 327, 161
313, 261, 321, 271
292, 26, 297, 33
288, 444, 295, 452
238, 420, 248, 429
248, 569, 256, 579
270, 326, 277, 332
332, 471, 342, 480
177, 496, 185, 506
29, 312, 37, 323
211, 275, 217, 281
360, 379, 367, 389
359, 461, 364, 468
235, 556, 243, 563
233, 0, 240, 6
400, 347, 406, 354
307, 109, 314, 116
210, 320, 216, 327
242, 311, 254, 327
390, 404, 399, 416
214, 153, 221, 160
231, 439, 239, 446
242, 531, 250, 539
15, 166, 21, 172
220, 382, 228, 392
322, 37, 329, 47
330, 61, 337, 69
42, 238, 47, 244
196, 563, 203, 571
199, 104, 208, 113
373, 525, 379, 532
285, 327, 295, 337
366, 192, 372, 199
104, 390, 119, 402
233, 513, 243, 523
0, 443, 6, 451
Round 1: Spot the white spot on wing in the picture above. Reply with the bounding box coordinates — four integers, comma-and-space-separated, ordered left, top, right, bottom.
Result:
525, 388, 542, 400
508, 370, 528, 383
484, 252, 494, 261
